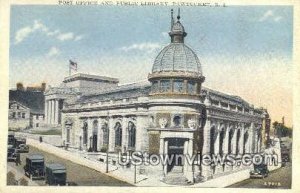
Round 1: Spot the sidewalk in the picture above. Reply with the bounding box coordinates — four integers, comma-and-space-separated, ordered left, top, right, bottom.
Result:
7, 165, 38, 186
27, 138, 252, 187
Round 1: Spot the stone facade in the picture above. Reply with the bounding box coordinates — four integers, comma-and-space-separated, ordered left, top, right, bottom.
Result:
58, 9, 268, 184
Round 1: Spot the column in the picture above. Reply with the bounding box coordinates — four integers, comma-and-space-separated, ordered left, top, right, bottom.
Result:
186, 139, 194, 182
163, 140, 168, 176
51, 99, 55, 125
239, 124, 245, 154
223, 125, 229, 154
201, 118, 211, 179
232, 128, 237, 154
55, 100, 59, 125
44, 100, 48, 124
47, 100, 51, 124
159, 138, 165, 177
108, 118, 115, 152
122, 117, 127, 153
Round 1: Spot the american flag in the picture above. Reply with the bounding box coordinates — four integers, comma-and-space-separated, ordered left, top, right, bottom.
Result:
69, 60, 77, 70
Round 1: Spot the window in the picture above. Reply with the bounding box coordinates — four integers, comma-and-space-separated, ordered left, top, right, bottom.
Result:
173, 115, 182, 127
12, 112, 16, 118
128, 122, 136, 148
22, 113, 25, 118
36, 115, 39, 120
17, 105, 19, 109
187, 81, 196, 94
102, 123, 109, 146
173, 80, 184, 93
115, 122, 122, 147
152, 81, 159, 93
36, 123, 39, 127
17, 112, 21, 118
83, 122, 88, 145
160, 80, 171, 93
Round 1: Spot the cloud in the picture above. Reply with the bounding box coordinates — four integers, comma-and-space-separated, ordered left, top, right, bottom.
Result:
274, 16, 283, 22
47, 46, 60, 57
57, 32, 74, 41
14, 20, 83, 44
74, 35, 84, 41
120, 42, 162, 53
259, 10, 273, 22
258, 10, 283, 22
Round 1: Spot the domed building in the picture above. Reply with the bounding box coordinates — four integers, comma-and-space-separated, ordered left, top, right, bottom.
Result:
57, 9, 269, 185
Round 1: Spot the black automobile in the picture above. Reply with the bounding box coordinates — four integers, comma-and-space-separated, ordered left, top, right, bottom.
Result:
16, 143, 29, 153
250, 163, 269, 178
45, 163, 67, 186
24, 154, 45, 180
7, 147, 18, 162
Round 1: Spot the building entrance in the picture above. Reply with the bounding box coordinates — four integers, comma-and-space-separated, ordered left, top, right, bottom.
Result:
166, 138, 186, 173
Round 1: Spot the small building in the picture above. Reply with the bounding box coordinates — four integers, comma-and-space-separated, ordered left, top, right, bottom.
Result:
9, 90, 45, 130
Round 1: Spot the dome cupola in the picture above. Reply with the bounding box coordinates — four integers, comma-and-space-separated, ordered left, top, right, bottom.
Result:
148, 9, 205, 98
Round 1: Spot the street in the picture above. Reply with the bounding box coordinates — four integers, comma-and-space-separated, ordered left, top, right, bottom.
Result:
7, 145, 132, 186
228, 163, 292, 189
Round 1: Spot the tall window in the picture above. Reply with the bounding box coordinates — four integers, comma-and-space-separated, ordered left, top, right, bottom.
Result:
12, 112, 16, 118
219, 129, 225, 156
210, 127, 216, 155
102, 122, 109, 145
115, 122, 122, 147
83, 122, 88, 145
160, 80, 171, 93
236, 129, 241, 154
173, 80, 184, 93
187, 81, 196, 94
152, 81, 159, 93
128, 122, 136, 148
18, 112, 21, 118
228, 129, 234, 154
22, 113, 25, 118
93, 120, 98, 135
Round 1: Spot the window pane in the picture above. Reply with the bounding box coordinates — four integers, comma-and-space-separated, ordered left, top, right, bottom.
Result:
152, 81, 159, 93
173, 80, 184, 93
187, 81, 196, 94
160, 80, 171, 92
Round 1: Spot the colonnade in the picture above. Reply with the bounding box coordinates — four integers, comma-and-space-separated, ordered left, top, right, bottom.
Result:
45, 99, 61, 125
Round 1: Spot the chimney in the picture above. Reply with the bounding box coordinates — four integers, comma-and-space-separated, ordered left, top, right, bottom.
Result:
16, 82, 24, 91
41, 82, 46, 92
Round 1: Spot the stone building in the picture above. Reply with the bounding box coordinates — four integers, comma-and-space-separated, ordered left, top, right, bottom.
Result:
9, 90, 45, 130
59, 10, 267, 183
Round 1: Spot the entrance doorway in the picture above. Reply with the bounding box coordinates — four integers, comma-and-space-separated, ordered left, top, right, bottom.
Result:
166, 138, 186, 173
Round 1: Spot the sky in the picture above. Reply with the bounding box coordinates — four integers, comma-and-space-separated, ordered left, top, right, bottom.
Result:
9, 5, 293, 126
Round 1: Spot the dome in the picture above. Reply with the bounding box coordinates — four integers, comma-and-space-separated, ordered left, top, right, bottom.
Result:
152, 43, 202, 75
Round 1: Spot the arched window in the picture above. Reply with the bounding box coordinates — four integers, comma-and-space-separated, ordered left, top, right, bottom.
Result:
219, 128, 225, 156
115, 122, 122, 147
102, 122, 109, 146
83, 122, 88, 145
210, 127, 216, 155
228, 129, 234, 154
128, 121, 136, 148
243, 131, 249, 153
236, 129, 241, 154
93, 120, 98, 135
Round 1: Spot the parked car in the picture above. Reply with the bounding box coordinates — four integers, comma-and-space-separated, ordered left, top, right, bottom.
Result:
24, 154, 45, 180
16, 143, 29, 153
7, 147, 18, 162
8, 133, 16, 146
45, 163, 67, 186
250, 163, 269, 178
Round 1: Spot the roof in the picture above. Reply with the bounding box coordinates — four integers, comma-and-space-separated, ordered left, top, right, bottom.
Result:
27, 154, 44, 160
46, 163, 66, 171
76, 81, 151, 104
63, 73, 119, 84
9, 90, 45, 114
152, 43, 202, 75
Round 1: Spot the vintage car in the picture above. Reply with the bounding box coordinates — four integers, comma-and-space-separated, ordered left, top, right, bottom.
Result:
45, 163, 67, 185
16, 143, 29, 153
250, 163, 269, 178
24, 154, 45, 180
8, 133, 16, 146
7, 147, 18, 162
